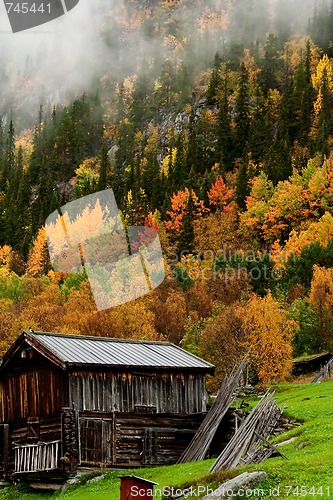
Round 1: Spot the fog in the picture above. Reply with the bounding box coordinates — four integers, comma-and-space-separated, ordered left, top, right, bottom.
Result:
0, 0, 113, 122
0, 0, 319, 127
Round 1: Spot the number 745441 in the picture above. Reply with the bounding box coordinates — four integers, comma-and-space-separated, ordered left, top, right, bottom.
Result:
5, 3, 51, 13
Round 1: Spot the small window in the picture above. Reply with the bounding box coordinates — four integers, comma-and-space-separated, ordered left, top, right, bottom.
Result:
134, 405, 157, 414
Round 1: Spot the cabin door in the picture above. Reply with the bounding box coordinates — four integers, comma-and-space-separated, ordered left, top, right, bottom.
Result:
0, 424, 9, 477
79, 417, 115, 466
143, 428, 158, 465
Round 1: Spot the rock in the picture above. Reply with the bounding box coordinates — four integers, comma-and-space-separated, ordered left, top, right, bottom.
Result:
87, 474, 106, 484
108, 145, 119, 160
276, 437, 297, 447
201, 471, 268, 500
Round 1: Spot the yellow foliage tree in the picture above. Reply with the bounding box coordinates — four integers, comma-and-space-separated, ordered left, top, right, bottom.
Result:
242, 293, 296, 384
285, 212, 333, 255
27, 227, 50, 277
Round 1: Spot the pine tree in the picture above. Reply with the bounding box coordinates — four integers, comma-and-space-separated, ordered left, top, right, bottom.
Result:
172, 134, 187, 191
157, 59, 175, 108
235, 153, 250, 210
217, 70, 234, 171
293, 40, 314, 145
249, 89, 269, 165
113, 120, 135, 206
98, 144, 109, 191
264, 138, 292, 184
261, 33, 280, 96
279, 55, 296, 145
5, 120, 15, 178
235, 63, 250, 157
206, 53, 222, 105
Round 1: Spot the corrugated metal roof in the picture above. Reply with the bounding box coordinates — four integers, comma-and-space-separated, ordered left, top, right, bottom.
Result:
29, 332, 214, 371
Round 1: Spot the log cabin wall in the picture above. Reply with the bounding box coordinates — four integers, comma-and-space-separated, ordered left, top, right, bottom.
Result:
68, 370, 208, 414
0, 348, 69, 423
0, 349, 69, 477
77, 411, 204, 467
115, 412, 204, 466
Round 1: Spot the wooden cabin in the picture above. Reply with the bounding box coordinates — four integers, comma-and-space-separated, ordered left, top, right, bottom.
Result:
292, 352, 333, 376
0, 330, 214, 481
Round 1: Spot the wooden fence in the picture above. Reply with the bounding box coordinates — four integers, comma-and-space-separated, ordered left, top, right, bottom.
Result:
312, 357, 333, 383
14, 440, 61, 473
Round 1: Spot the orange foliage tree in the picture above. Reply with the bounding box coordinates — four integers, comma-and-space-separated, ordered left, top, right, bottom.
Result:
165, 188, 209, 234
207, 176, 233, 211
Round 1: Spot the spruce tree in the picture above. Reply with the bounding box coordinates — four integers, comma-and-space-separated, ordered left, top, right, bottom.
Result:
98, 144, 109, 191
235, 63, 250, 158
206, 53, 222, 105
217, 70, 234, 171
261, 33, 280, 96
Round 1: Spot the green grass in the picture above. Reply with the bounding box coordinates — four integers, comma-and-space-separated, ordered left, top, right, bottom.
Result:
242, 381, 333, 499
1, 381, 333, 500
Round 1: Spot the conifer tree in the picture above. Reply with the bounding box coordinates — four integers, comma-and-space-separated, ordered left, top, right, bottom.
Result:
98, 144, 109, 191
217, 71, 234, 171
235, 63, 250, 157
206, 53, 222, 105
293, 40, 314, 145
261, 33, 280, 95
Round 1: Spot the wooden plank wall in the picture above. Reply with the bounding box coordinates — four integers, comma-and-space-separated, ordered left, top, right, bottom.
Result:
115, 413, 204, 466
69, 370, 207, 415
0, 424, 9, 475
78, 411, 204, 468
0, 368, 68, 422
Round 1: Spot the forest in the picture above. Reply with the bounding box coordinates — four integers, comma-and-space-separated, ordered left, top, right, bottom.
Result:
1, 0, 333, 388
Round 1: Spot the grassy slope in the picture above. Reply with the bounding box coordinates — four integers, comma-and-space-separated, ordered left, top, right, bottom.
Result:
243, 380, 333, 498
1, 381, 333, 500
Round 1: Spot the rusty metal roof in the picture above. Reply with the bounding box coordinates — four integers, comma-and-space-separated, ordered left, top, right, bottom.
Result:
25, 331, 214, 371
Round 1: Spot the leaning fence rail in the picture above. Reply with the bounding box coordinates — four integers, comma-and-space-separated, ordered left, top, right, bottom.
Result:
312, 357, 333, 383
14, 440, 61, 473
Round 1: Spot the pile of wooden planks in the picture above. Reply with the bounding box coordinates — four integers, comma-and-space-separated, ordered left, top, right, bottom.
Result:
210, 391, 286, 472
177, 354, 248, 464
312, 356, 333, 383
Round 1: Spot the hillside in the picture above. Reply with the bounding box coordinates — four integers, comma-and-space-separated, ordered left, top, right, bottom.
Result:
1, 380, 332, 500
2, 0, 333, 387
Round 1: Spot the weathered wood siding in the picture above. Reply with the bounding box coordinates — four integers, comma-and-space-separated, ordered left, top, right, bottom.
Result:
78, 411, 204, 467
69, 370, 207, 414
80, 417, 114, 466
115, 413, 204, 466
0, 424, 9, 476
0, 368, 68, 422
